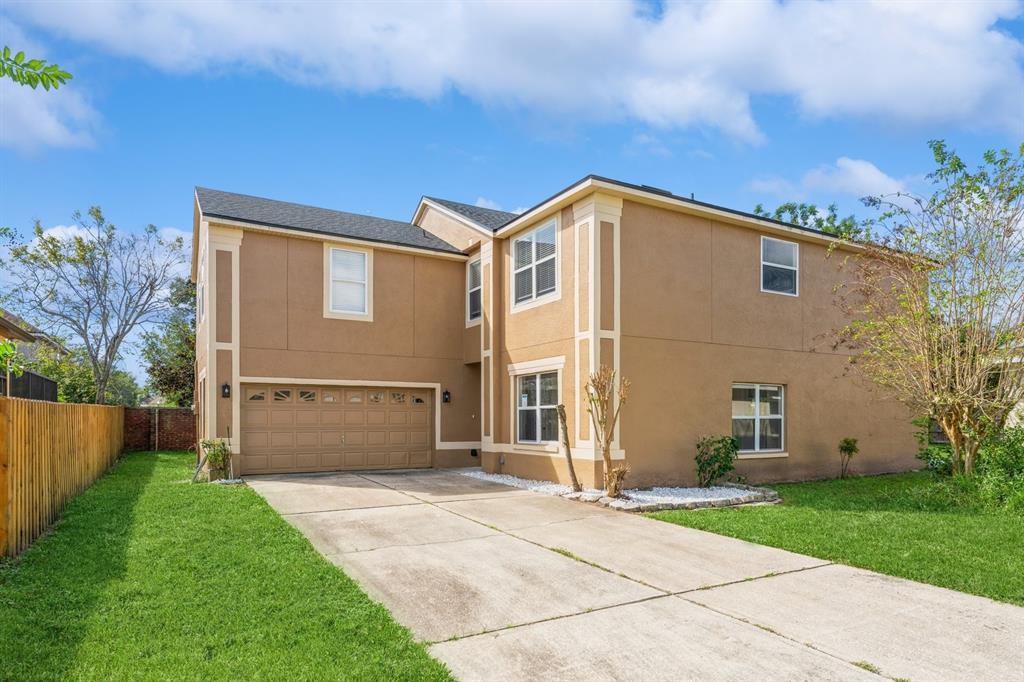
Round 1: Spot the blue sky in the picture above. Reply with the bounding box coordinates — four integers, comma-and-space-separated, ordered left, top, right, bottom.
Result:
1, 1, 1022, 382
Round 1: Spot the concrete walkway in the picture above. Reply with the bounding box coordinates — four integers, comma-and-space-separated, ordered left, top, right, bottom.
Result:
247, 469, 1024, 681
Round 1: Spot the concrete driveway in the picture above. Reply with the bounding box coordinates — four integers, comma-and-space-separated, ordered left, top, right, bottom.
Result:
247, 469, 1024, 681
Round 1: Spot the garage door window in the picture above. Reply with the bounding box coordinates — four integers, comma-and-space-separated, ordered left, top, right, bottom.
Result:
273, 389, 292, 402
517, 371, 559, 443
299, 390, 317, 402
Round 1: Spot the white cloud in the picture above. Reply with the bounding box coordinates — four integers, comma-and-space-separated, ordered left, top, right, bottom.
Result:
750, 157, 913, 201
0, 19, 100, 152
803, 157, 906, 197
625, 132, 673, 158
748, 176, 801, 199
474, 197, 502, 210
6, 0, 1022, 143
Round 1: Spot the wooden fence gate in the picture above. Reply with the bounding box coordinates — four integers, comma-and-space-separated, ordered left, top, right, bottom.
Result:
0, 397, 125, 557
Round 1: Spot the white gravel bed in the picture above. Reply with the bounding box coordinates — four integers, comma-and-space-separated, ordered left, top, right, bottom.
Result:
459, 469, 761, 509
459, 469, 600, 496
623, 486, 747, 505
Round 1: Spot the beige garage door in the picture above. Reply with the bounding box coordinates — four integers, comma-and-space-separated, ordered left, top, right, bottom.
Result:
240, 384, 433, 474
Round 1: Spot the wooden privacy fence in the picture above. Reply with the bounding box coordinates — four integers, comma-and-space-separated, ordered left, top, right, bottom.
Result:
0, 397, 125, 557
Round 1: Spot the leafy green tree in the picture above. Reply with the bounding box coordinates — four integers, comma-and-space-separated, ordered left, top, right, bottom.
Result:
140, 278, 196, 407
5, 207, 185, 404
29, 343, 141, 406
0, 46, 72, 90
838, 141, 1024, 475
0, 339, 26, 397
754, 202, 871, 241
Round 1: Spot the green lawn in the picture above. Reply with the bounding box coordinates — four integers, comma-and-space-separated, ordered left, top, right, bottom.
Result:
0, 451, 451, 681
649, 472, 1024, 606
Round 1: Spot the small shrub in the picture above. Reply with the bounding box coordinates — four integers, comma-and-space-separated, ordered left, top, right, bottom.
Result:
695, 435, 738, 487
838, 437, 859, 479
917, 444, 953, 476
200, 438, 231, 479
976, 427, 1024, 512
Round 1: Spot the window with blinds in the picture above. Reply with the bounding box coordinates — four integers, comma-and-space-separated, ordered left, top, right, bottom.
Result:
513, 220, 557, 306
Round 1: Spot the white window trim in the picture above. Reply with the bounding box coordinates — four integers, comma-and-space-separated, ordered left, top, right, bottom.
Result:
760, 236, 799, 297
732, 382, 785, 455
466, 257, 482, 327
510, 215, 561, 313
323, 243, 374, 321
515, 369, 560, 445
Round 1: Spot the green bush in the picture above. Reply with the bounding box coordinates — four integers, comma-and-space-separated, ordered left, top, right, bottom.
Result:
976, 427, 1024, 512
695, 435, 738, 487
917, 444, 953, 476
200, 438, 231, 479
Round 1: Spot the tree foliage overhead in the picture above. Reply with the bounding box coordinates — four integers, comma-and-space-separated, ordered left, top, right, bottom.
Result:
29, 342, 142, 406
140, 277, 196, 407
754, 201, 872, 241
5, 207, 185, 404
0, 46, 72, 90
838, 140, 1024, 475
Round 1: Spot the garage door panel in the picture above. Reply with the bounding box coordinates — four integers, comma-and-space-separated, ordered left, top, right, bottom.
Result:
241, 384, 433, 474
344, 451, 366, 467
295, 453, 319, 469
270, 411, 294, 426
295, 411, 320, 426
295, 432, 319, 447
244, 409, 269, 427
243, 431, 269, 449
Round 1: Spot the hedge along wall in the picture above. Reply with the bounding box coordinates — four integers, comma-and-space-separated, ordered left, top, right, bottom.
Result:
123, 407, 196, 451
0, 397, 125, 557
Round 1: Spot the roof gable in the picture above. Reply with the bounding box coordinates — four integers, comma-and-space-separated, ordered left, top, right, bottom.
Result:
421, 197, 518, 232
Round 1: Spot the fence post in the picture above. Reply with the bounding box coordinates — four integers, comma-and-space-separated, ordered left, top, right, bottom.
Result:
0, 399, 10, 556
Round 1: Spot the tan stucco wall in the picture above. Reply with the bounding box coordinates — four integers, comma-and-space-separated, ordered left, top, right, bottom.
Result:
617, 199, 918, 486
237, 231, 480, 447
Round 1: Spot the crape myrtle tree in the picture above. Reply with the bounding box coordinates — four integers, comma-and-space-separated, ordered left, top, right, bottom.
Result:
6, 207, 185, 404
837, 141, 1024, 475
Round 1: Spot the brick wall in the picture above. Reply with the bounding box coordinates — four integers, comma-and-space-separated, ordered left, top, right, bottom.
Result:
124, 407, 196, 451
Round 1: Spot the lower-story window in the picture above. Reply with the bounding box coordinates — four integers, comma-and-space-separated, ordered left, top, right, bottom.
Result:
517, 371, 559, 443
732, 383, 784, 453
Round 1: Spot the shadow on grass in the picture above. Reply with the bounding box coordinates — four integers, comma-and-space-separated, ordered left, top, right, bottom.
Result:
0, 452, 157, 680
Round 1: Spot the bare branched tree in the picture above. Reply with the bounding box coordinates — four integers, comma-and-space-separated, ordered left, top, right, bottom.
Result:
556, 404, 582, 492
585, 365, 630, 497
837, 141, 1024, 475
6, 207, 185, 404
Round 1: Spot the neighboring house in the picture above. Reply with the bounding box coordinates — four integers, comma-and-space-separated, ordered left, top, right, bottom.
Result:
191, 176, 918, 487
0, 308, 59, 401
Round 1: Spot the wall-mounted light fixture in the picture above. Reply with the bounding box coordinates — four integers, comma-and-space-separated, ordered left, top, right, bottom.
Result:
442, 389, 451, 403
221, 383, 231, 398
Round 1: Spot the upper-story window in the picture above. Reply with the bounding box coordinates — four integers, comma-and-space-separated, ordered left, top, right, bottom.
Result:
467, 259, 482, 323
326, 246, 371, 319
513, 220, 557, 306
761, 236, 798, 296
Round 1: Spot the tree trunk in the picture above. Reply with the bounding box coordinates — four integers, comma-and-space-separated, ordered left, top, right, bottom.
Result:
556, 405, 582, 492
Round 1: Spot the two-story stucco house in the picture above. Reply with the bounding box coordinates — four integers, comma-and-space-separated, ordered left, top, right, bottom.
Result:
191, 176, 918, 487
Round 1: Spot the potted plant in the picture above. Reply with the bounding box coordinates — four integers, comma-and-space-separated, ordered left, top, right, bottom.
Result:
200, 438, 231, 481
